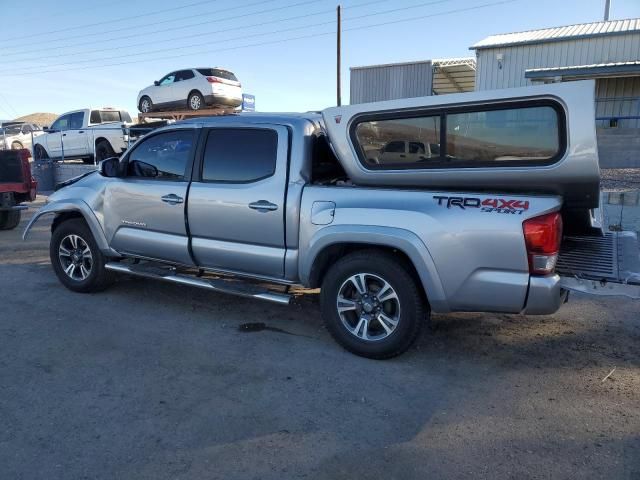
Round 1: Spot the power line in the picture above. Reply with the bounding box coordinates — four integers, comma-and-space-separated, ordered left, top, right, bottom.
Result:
7, 0, 456, 73
0, 0, 220, 42
1, 0, 276, 51
5, 0, 322, 60
2, 0, 517, 78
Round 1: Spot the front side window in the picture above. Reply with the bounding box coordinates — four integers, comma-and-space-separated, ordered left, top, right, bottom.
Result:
352, 102, 563, 169
202, 128, 277, 182
127, 130, 195, 180
446, 106, 559, 164
50, 115, 70, 131
159, 73, 175, 85
354, 115, 441, 167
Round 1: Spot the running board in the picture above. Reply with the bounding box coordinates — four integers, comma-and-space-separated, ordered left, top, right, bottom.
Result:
105, 262, 291, 305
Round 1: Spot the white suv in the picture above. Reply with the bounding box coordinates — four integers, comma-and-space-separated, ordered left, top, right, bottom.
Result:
137, 68, 243, 113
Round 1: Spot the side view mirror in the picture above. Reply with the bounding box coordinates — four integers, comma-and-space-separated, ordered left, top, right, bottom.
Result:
99, 157, 121, 177
129, 160, 158, 178
43, 126, 50, 131
153, 80, 160, 86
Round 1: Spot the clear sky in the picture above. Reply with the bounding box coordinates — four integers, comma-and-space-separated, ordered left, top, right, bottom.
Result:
0, 0, 638, 119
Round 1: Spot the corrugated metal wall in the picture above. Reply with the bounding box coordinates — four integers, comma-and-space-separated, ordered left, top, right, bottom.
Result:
596, 77, 640, 128
350, 61, 433, 104
475, 33, 640, 90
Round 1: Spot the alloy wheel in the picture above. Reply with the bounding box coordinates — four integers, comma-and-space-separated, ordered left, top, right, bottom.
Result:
58, 234, 93, 281
336, 273, 401, 341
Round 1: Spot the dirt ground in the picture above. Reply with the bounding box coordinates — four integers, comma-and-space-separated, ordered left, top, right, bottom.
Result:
1, 198, 639, 480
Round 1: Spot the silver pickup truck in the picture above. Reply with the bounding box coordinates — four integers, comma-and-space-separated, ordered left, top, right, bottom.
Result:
24, 80, 640, 359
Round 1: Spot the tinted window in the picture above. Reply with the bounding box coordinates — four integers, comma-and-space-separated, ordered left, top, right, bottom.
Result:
446, 106, 559, 164
196, 68, 238, 81
176, 70, 195, 81
202, 128, 277, 182
90, 110, 131, 124
127, 130, 195, 180
69, 112, 84, 130
354, 115, 441, 167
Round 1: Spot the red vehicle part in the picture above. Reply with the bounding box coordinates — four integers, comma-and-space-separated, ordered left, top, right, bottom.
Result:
0, 148, 37, 201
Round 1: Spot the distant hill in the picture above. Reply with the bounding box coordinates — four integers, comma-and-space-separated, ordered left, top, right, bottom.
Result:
13, 112, 57, 126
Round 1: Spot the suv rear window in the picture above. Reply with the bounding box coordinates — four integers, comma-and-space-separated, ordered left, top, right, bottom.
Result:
90, 110, 132, 124
352, 102, 564, 169
196, 68, 238, 81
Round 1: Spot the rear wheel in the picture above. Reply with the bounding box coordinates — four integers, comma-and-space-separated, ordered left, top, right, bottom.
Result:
50, 218, 114, 293
320, 250, 427, 359
188, 91, 204, 111
11, 141, 23, 150
0, 210, 21, 230
95, 140, 115, 162
139, 96, 153, 113
34, 144, 48, 160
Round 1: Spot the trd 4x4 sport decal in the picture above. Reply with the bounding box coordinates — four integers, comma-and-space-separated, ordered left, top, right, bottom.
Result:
434, 196, 530, 214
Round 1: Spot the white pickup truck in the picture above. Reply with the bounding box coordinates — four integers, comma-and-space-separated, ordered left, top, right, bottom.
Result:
33, 108, 135, 164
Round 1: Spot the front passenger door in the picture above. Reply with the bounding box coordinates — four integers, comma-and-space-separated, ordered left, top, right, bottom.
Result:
103, 129, 197, 265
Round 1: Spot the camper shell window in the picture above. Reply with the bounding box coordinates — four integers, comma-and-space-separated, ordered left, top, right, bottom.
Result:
351, 101, 566, 170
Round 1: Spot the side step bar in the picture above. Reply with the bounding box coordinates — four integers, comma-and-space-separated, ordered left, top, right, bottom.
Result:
105, 262, 291, 305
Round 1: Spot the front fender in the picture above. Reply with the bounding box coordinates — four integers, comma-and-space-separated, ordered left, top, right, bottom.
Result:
300, 225, 450, 313
22, 199, 119, 256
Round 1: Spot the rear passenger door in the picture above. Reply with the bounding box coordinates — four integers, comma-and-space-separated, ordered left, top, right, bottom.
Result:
174, 70, 196, 106
187, 126, 289, 278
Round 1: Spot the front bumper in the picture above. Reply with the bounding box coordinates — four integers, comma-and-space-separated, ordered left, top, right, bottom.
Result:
522, 274, 567, 315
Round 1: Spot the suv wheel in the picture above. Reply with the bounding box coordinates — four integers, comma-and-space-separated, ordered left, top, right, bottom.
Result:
50, 218, 114, 293
320, 250, 427, 359
188, 91, 204, 111
139, 96, 153, 113
0, 210, 21, 230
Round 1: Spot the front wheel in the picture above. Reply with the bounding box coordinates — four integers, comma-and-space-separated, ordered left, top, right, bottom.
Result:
50, 218, 114, 293
139, 96, 153, 113
11, 141, 23, 150
188, 91, 204, 111
320, 250, 427, 359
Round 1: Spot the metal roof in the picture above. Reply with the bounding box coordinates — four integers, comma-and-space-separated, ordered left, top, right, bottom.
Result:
525, 61, 640, 80
431, 58, 476, 94
471, 18, 640, 49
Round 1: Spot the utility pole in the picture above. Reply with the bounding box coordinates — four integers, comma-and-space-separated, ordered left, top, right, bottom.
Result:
337, 4, 342, 106
604, 0, 611, 21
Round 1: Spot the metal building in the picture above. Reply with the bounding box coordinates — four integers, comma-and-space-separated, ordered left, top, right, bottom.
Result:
471, 18, 640, 168
349, 58, 476, 104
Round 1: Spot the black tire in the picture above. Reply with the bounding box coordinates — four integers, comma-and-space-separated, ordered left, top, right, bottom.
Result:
50, 218, 115, 293
187, 91, 205, 111
139, 96, 153, 113
320, 250, 427, 359
95, 140, 115, 162
0, 210, 21, 230
11, 141, 23, 150
34, 144, 48, 160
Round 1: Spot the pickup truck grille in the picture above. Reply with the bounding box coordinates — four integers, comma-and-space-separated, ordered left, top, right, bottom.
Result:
556, 232, 640, 285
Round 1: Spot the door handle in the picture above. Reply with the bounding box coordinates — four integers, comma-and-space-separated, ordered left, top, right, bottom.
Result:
62, 133, 67, 137
78, 130, 85, 134
161, 194, 184, 205
249, 200, 278, 212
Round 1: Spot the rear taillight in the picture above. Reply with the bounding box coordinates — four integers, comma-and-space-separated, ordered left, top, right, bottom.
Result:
206, 76, 222, 83
522, 212, 563, 275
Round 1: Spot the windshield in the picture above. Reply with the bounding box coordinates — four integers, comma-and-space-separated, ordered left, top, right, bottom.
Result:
196, 68, 238, 81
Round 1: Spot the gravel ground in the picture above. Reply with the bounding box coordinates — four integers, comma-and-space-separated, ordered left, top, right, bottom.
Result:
601, 169, 640, 192
1, 198, 639, 480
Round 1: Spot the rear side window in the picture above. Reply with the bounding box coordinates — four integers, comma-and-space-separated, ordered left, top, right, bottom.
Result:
446, 106, 559, 164
196, 68, 238, 81
69, 112, 84, 130
201, 128, 277, 182
90, 110, 130, 124
352, 102, 564, 169
127, 130, 195, 180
